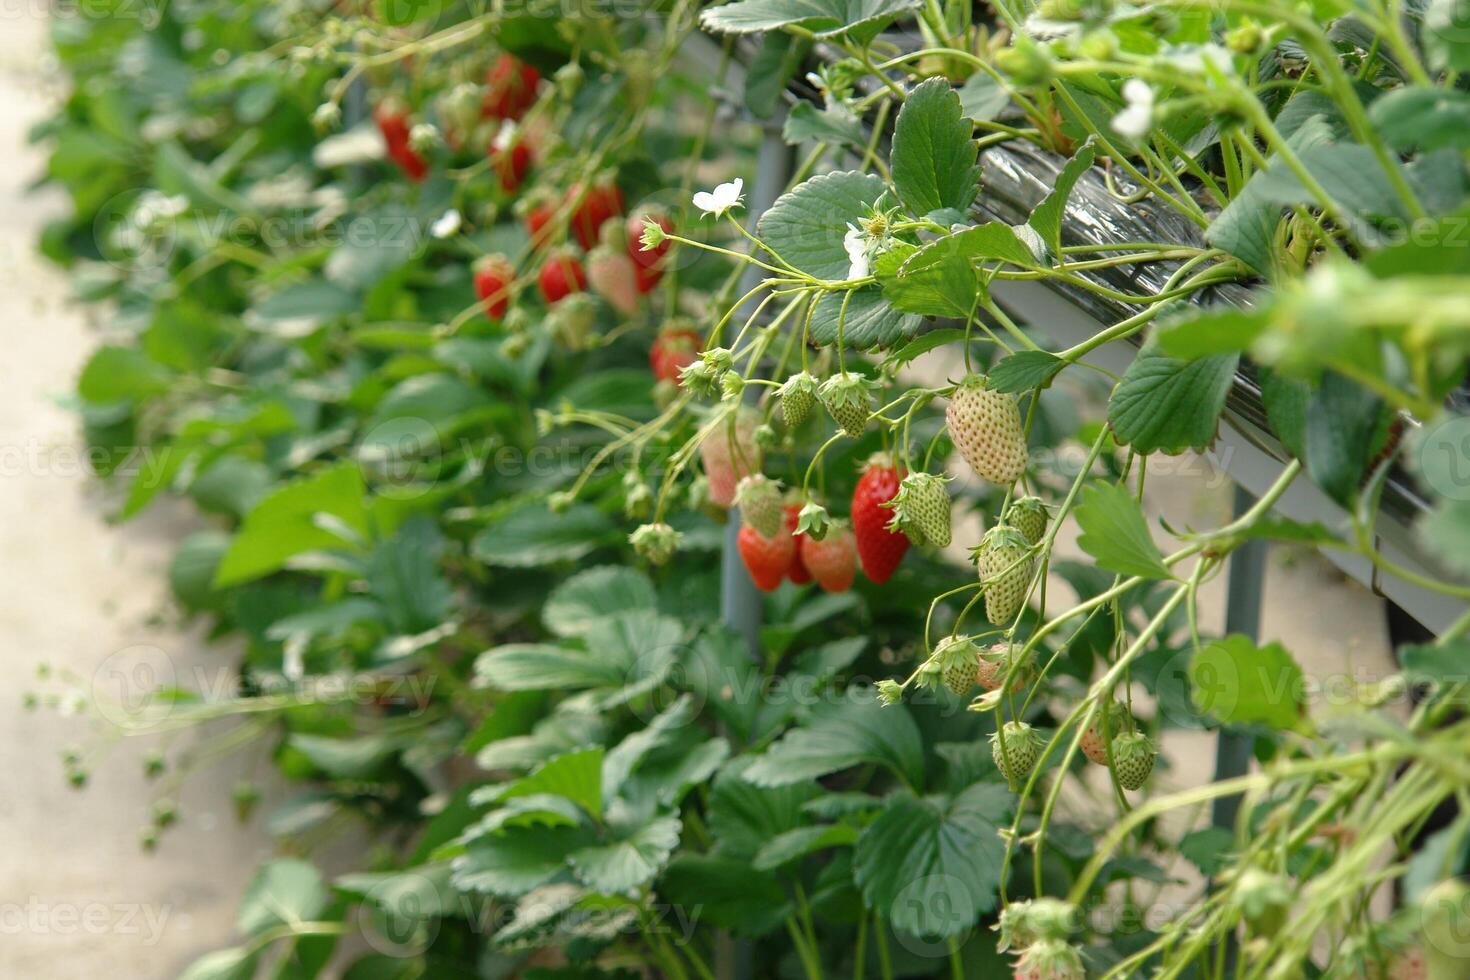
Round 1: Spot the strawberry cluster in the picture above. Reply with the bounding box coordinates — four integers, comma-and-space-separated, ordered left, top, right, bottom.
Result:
369, 53, 675, 346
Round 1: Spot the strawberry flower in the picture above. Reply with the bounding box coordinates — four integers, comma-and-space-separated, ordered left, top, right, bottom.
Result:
693, 177, 744, 218
1111, 79, 1154, 140
843, 224, 872, 279
431, 209, 462, 239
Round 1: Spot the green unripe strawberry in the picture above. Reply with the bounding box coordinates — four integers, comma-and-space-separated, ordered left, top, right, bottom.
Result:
975, 524, 1033, 625
778, 371, 819, 428
1110, 730, 1155, 790
882, 471, 952, 547
1005, 496, 1051, 546
992, 720, 1041, 786
934, 634, 982, 696
1231, 867, 1290, 939
946, 375, 1028, 487
630, 522, 682, 565
819, 372, 875, 438
1421, 878, 1470, 978
1012, 939, 1085, 980
735, 475, 784, 538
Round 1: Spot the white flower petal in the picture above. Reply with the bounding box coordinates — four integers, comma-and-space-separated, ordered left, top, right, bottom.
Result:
431, 209, 462, 239
1111, 104, 1153, 140
694, 177, 746, 217
1122, 79, 1154, 109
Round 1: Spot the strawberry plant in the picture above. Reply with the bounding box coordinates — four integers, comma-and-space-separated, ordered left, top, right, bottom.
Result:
30, 0, 1470, 976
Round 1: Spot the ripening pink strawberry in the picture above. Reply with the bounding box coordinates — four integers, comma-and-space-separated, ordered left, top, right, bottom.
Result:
586, 245, 639, 315
700, 411, 761, 509
947, 375, 1028, 487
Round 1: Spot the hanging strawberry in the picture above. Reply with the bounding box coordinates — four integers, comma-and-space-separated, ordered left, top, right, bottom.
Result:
851, 455, 910, 584
473, 254, 515, 320
483, 52, 540, 121
538, 250, 587, 305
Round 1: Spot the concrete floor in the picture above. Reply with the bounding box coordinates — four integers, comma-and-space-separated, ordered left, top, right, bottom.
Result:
0, 16, 282, 979
0, 10, 1400, 979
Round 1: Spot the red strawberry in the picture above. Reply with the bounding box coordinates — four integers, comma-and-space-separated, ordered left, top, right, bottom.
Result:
569, 180, 625, 250
802, 523, 857, 593
523, 195, 558, 247
538, 251, 587, 305
586, 245, 639, 315
483, 53, 540, 121
492, 139, 533, 194
784, 504, 812, 584
473, 254, 515, 320
374, 102, 428, 183
628, 210, 673, 269
633, 260, 663, 295
650, 324, 701, 382
851, 456, 910, 584
738, 524, 795, 592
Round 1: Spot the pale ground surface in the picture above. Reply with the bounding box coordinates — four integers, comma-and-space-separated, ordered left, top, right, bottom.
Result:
0, 10, 1400, 979
0, 15, 288, 979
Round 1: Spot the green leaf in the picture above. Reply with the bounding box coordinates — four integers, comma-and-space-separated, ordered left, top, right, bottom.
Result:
1206, 138, 1410, 272
1369, 87, 1470, 152
784, 101, 867, 147
745, 33, 812, 118
1179, 827, 1235, 876
1423, 0, 1470, 72
475, 610, 684, 698
757, 170, 889, 280
928, 221, 1038, 267
1155, 305, 1273, 360
470, 502, 616, 568
368, 516, 452, 634
170, 531, 230, 610
602, 697, 698, 793
1027, 141, 1096, 257
289, 733, 399, 779
238, 858, 328, 935
853, 783, 1012, 937
1189, 634, 1305, 730
569, 815, 681, 892
250, 278, 358, 329
1260, 368, 1309, 460
1108, 337, 1239, 454
754, 823, 860, 870
1074, 483, 1171, 580
988, 350, 1064, 392
1305, 372, 1383, 507
744, 690, 925, 788
809, 286, 926, 349
451, 826, 595, 897
179, 948, 258, 980
708, 762, 820, 860
890, 77, 979, 217
77, 346, 173, 404
699, 0, 922, 39
214, 462, 369, 587
660, 855, 790, 935
1366, 209, 1470, 277
874, 241, 978, 319
543, 566, 657, 637
1399, 640, 1470, 685
475, 644, 629, 691
489, 747, 606, 820
1418, 498, 1470, 577
957, 72, 1010, 121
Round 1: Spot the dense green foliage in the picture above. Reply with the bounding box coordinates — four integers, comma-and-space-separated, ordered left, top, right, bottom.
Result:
32, 0, 1470, 977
